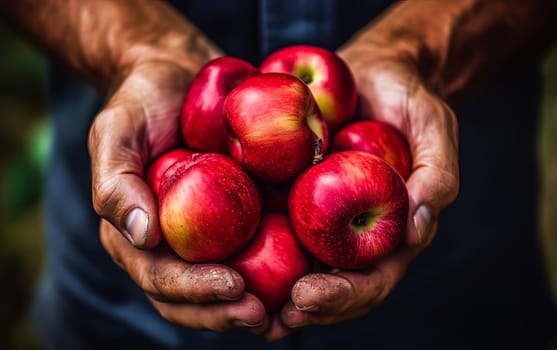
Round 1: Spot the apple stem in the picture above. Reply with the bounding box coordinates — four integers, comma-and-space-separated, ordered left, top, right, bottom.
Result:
352, 213, 369, 227
312, 138, 324, 164
300, 72, 313, 84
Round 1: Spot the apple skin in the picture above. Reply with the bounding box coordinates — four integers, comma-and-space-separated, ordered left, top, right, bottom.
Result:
145, 148, 194, 195
227, 213, 309, 313
331, 120, 412, 180
181, 56, 258, 153
259, 45, 358, 132
158, 153, 262, 263
223, 72, 329, 183
289, 151, 409, 270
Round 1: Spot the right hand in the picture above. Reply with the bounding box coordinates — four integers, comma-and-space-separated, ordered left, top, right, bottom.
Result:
90, 60, 270, 334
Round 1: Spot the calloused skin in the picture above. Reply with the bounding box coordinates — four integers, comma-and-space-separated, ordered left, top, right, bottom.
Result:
92, 46, 459, 341
91, 61, 272, 334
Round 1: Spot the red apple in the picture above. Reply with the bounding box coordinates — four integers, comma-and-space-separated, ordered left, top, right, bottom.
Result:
158, 153, 262, 263
223, 72, 329, 183
227, 213, 309, 312
259, 45, 357, 132
331, 120, 412, 180
145, 148, 193, 195
181, 56, 258, 153
289, 151, 408, 270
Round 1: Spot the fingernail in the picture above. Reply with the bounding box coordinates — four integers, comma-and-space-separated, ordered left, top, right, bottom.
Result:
232, 320, 263, 328
213, 269, 242, 301
295, 304, 317, 312
413, 204, 432, 243
216, 294, 240, 302
125, 208, 148, 246
187, 265, 242, 301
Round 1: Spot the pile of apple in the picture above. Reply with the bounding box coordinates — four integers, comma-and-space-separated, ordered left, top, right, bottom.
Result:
145, 45, 411, 312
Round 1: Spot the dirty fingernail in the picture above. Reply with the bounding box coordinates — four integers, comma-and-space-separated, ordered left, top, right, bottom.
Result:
413, 204, 432, 243
213, 270, 243, 300
232, 320, 263, 328
295, 304, 317, 312
125, 208, 148, 246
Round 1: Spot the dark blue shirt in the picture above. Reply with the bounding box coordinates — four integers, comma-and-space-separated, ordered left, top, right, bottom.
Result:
32, 1, 557, 349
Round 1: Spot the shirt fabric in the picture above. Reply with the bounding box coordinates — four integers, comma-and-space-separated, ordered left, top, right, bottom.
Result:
31, 1, 557, 349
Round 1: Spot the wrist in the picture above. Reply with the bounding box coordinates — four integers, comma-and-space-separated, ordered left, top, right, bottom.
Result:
1, 0, 222, 91
343, 0, 556, 100
115, 30, 222, 89
102, 2, 222, 91
342, 0, 475, 98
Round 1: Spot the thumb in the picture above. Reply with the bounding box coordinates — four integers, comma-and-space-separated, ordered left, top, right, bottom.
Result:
88, 105, 162, 249
404, 94, 459, 247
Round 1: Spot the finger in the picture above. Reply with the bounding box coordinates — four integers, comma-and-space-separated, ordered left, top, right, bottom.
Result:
282, 246, 416, 328
89, 63, 189, 249
88, 103, 161, 248
263, 315, 295, 342
404, 91, 459, 246
149, 293, 270, 333
281, 273, 371, 327
337, 55, 460, 247
100, 219, 245, 303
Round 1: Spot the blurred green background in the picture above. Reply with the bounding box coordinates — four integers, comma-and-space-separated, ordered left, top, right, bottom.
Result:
0, 23, 48, 350
0, 22, 557, 350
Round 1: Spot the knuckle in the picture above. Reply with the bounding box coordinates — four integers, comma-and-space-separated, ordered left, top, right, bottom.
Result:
88, 109, 118, 155
140, 262, 169, 299
154, 270, 179, 300
89, 108, 129, 219
92, 176, 122, 218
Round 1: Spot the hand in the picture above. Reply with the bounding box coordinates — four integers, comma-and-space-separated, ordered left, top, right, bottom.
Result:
89, 61, 270, 334
275, 45, 459, 334
100, 220, 270, 333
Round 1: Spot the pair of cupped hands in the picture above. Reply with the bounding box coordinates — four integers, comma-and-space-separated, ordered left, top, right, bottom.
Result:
89, 36, 459, 341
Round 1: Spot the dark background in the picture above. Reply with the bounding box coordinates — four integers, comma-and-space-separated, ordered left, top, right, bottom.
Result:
0, 23, 48, 350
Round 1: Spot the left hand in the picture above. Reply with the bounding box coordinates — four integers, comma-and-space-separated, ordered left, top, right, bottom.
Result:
267, 43, 459, 341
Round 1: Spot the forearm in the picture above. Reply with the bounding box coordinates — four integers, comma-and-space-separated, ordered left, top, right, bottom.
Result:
0, 0, 221, 89
347, 0, 557, 100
